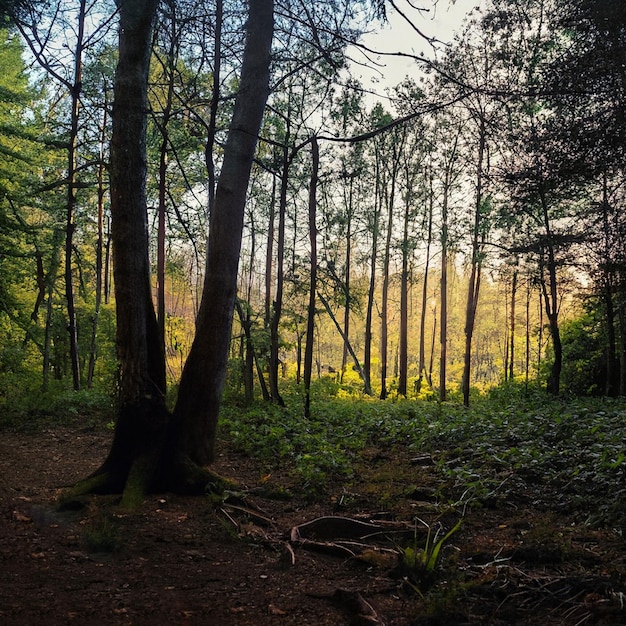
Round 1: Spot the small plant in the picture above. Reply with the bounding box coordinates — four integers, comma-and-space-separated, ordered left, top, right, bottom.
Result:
83, 515, 122, 553
399, 516, 463, 594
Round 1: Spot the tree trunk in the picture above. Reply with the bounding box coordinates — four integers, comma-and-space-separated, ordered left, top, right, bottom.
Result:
318, 291, 370, 392
268, 142, 290, 406
80, 0, 167, 506
618, 290, 626, 396
398, 190, 410, 397
417, 172, 433, 393
439, 192, 448, 403
303, 138, 319, 418
70, 0, 273, 505
461, 119, 487, 407
341, 179, 353, 383
508, 262, 518, 382
379, 142, 399, 400
172, 0, 273, 465
363, 157, 380, 396
87, 102, 108, 388
601, 174, 618, 396
64, 0, 87, 392
205, 0, 222, 223
235, 301, 254, 405
538, 187, 562, 396
525, 281, 531, 390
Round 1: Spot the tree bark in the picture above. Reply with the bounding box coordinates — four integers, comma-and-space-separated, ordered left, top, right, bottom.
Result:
508, 262, 518, 382
379, 158, 398, 400
268, 143, 290, 407
87, 101, 108, 388
417, 171, 434, 393
461, 118, 487, 407
172, 0, 274, 466
76, 0, 168, 507
303, 138, 319, 418
398, 179, 410, 396
538, 186, 562, 396
341, 179, 353, 383
64, 0, 87, 392
363, 152, 381, 396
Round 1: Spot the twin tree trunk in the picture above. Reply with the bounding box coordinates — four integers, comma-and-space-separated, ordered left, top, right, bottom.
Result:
74, 0, 273, 504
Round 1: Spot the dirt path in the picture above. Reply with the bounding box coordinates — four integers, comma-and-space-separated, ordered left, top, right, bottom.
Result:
0, 422, 624, 625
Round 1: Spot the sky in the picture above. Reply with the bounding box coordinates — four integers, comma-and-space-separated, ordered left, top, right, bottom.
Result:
351, 0, 485, 97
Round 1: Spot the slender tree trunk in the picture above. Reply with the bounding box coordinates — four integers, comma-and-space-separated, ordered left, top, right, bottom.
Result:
417, 173, 434, 393
398, 187, 410, 397
363, 163, 380, 396
42, 232, 63, 390
461, 255, 482, 406
87, 103, 108, 388
601, 174, 618, 396
508, 261, 518, 381
379, 191, 393, 400
235, 301, 254, 405
341, 179, 353, 383
618, 290, 626, 396
172, 0, 273, 465
303, 138, 319, 418
525, 280, 531, 391
438, 128, 460, 403
318, 292, 370, 392
379, 138, 400, 400
205, 0, 222, 222
157, 125, 169, 347
538, 187, 562, 396
269, 141, 290, 406
439, 190, 448, 403
104, 214, 112, 305
363, 225, 377, 394
461, 119, 487, 407
428, 303, 436, 389
64, 0, 87, 391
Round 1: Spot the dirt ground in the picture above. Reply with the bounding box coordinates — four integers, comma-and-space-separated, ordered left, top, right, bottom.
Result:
0, 418, 624, 625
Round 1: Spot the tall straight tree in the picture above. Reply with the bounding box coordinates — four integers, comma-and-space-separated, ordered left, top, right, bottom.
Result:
171, 0, 273, 466
94, 0, 167, 503
303, 137, 319, 418
436, 118, 463, 402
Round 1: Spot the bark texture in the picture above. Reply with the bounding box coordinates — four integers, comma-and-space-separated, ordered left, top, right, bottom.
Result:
172, 0, 274, 465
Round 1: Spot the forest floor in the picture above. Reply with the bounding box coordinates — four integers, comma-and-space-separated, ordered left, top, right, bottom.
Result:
0, 415, 624, 626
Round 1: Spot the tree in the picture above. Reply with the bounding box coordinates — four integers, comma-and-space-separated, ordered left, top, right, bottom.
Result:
72, 0, 273, 502
0, 26, 57, 391
435, 116, 463, 402
443, 26, 498, 406
168, 0, 273, 467
303, 137, 319, 418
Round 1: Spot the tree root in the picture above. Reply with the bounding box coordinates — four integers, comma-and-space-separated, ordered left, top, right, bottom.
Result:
59, 454, 237, 511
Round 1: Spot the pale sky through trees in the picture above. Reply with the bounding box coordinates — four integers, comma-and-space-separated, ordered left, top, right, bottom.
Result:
353, 0, 484, 97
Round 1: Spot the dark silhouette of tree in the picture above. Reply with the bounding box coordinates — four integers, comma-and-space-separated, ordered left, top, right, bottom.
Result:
71, 0, 273, 504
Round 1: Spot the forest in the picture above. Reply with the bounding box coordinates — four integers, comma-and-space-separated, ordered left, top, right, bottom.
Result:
0, 0, 625, 624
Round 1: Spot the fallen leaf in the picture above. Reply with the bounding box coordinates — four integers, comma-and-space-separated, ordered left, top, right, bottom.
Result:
13, 510, 31, 523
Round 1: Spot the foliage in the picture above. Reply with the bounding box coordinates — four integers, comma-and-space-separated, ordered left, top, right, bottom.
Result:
557, 305, 607, 395
400, 516, 463, 591
0, 381, 114, 431
221, 379, 626, 526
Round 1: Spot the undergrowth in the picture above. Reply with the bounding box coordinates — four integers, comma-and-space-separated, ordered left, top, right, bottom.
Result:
220, 381, 626, 525
3, 375, 625, 527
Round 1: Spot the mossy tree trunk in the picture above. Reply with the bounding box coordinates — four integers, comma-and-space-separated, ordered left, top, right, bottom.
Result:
70, 0, 274, 506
